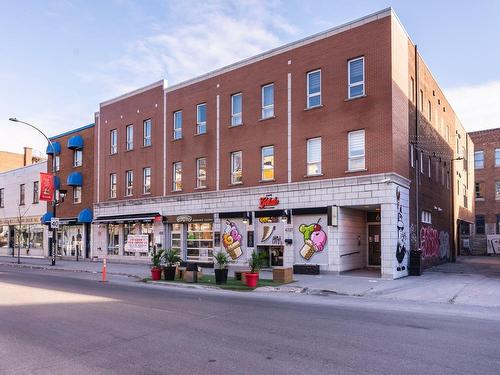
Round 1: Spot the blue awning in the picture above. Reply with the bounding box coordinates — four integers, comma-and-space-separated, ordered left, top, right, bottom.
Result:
78, 208, 93, 223
67, 135, 84, 150
46, 142, 61, 155
54, 175, 60, 190
67, 172, 83, 186
41, 212, 53, 224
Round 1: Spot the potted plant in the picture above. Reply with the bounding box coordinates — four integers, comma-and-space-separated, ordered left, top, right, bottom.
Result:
150, 249, 164, 281
245, 251, 267, 287
162, 248, 181, 281
214, 251, 229, 284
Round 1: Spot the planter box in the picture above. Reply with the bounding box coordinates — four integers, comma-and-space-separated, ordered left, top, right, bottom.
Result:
273, 267, 293, 283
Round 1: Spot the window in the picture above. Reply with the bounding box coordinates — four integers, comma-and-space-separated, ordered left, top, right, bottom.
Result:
143, 167, 151, 194
496, 182, 500, 200
261, 146, 274, 181
230, 151, 242, 184
107, 224, 119, 255
54, 155, 60, 172
262, 83, 274, 119
410, 144, 414, 168
421, 210, 432, 224
33, 181, 39, 204
73, 149, 82, 167
126, 124, 133, 151
348, 57, 365, 98
196, 158, 207, 188
73, 186, 82, 204
0, 188, 4, 207
447, 171, 450, 190
474, 151, 484, 169
428, 100, 432, 121
125, 170, 133, 196
197, 103, 207, 134
186, 222, 214, 262
496, 149, 500, 167
307, 70, 321, 108
173, 111, 182, 140
307, 137, 321, 175
110, 173, 117, 198
143, 119, 152, 147
171, 223, 182, 254
348, 130, 365, 171
19, 184, 25, 205
475, 215, 485, 235
420, 151, 424, 174
496, 215, 500, 235
428, 157, 431, 178
231, 93, 242, 126
475, 182, 485, 199
419, 90, 424, 111
410, 77, 415, 102
110, 129, 117, 154
173, 162, 182, 191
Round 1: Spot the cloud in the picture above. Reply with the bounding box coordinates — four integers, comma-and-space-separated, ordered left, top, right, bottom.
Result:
445, 80, 500, 132
80, 0, 298, 98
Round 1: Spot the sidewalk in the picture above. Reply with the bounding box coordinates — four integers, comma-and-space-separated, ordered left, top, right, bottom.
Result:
2, 255, 500, 308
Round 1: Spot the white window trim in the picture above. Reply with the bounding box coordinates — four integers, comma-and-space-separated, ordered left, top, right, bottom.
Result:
348, 130, 366, 171
421, 210, 432, 224
231, 93, 243, 126
126, 124, 134, 151
173, 162, 182, 191
173, 111, 182, 140
306, 137, 322, 175
110, 173, 117, 199
110, 129, 117, 154
410, 144, 415, 168
143, 167, 151, 195
495, 149, 500, 167
428, 157, 431, 178
73, 149, 82, 167
230, 151, 243, 184
196, 103, 207, 134
306, 70, 321, 108
474, 151, 484, 169
420, 151, 424, 174
196, 158, 207, 188
73, 186, 82, 204
261, 83, 274, 119
261, 146, 274, 181
125, 170, 133, 196
143, 119, 152, 147
348, 57, 365, 99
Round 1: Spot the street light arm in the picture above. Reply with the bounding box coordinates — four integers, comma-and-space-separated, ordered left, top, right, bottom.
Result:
8, 117, 56, 156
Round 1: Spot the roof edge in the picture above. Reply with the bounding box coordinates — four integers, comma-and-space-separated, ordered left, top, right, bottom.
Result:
49, 123, 95, 140
100, 79, 167, 108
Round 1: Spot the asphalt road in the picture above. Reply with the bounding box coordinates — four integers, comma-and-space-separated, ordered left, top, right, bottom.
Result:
1, 266, 499, 375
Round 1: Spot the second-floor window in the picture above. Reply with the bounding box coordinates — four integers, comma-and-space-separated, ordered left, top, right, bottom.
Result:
143, 167, 151, 194
54, 155, 60, 172
33, 181, 39, 204
110, 173, 117, 198
231, 151, 242, 184
495, 149, 500, 167
173, 111, 182, 140
73, 149, 82, 167
143, 119, 152, 147
125, 170, 133, 196
476, 215, 485, 235
422, 210, 432, 224
307, 70, 321, 108
126, 124, 134, 150
197, 103, 207, 134
231, 93, 242, 126
0, 188, 4, 207
110, 129, 117, 154
307, 137, 321, 176
475, 182, 485, 199
262, 83, 274, 119
474, 151, 484, 169
496, 182, 500, 200
73, 186, 82, 204
261, 146, 274, 181
348, 130, 365, 171
19, 184, 25, 205
173, 162, 182, 191
348, 57, 365, 98
196, 158, 207, 188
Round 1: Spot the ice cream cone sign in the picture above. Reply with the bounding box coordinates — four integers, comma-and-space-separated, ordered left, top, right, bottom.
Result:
222, 220, 243, 260
299, 218, 327, 260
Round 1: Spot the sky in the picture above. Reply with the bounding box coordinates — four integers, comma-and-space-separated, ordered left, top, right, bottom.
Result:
1, 0, 499, 156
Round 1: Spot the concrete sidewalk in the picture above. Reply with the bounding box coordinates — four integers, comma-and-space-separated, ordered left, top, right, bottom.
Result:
2, 255, 500, 308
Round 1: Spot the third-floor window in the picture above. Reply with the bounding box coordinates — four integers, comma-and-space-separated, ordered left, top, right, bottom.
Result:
110, 173, 117, 198
143, 119, 152, 147
19, 184, 25, 206
348, 57, 365, 98
73, 149, 82, 167
261, 83, 274, 119
143, 167, 151, 194
173, 162, 182, 191
348, 130, 365, 171
197, 103, 207, 135
33, 181, 39, 204
173, 111, 182, 140
474, 151, 484, 169
495, 149, 500, 167
110, 129, 117, 154
231, 93, 242, 126
126, 124, 134, 151
307, 70, 321, 108
231, 151, 242, 184
196, 158, 207, 188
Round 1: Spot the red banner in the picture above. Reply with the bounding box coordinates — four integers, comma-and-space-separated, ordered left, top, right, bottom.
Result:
39, 172, 54, 201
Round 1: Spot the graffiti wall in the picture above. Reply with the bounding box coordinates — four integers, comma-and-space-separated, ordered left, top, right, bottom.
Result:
420, 226, 449, 260
486, 235, 500, 254
293, 215, 328, 265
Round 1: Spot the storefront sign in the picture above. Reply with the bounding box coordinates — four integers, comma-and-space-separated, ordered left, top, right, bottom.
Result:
176, 215, 192, 223
124, 234, 149, 253
39, 172, 55, 201
259, 195, 279, 209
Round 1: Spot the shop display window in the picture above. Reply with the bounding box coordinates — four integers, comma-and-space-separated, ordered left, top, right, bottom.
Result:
186, 222, 213, 262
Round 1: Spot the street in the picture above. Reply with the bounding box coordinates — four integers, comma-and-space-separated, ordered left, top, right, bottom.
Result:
1, 266, 500, 374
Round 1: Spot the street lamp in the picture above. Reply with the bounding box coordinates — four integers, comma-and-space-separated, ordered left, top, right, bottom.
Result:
8, 117, 59, 266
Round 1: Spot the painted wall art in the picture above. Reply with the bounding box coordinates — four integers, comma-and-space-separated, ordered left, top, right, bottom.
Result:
299, 219, 327, 260
420, 226, 449, 260
222, 220, 243, 260
396, 187, 407, 271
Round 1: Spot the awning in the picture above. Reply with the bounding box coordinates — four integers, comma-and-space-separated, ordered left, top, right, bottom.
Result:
78, 208, 93, 223
40, 212, 53, 224
67, 135, 84, 150
93, 212, 162, 224
67, 172, 83, 186
46, 142, 61, 155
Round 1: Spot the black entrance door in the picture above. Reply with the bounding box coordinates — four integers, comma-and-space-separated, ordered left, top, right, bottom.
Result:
368, 224, 381, 266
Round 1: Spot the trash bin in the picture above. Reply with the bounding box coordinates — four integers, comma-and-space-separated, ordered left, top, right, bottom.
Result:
409, 249, 422, 276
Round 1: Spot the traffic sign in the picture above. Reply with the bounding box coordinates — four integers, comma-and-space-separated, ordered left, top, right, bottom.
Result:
50, 217, 60, 229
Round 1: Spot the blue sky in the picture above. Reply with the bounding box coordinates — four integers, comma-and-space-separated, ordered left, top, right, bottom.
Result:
1, 0, 499, 155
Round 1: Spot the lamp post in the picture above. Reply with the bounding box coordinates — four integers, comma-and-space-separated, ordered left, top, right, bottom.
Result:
8, 117, 59, 266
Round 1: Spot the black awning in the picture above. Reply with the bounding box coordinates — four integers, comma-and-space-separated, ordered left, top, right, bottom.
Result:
291, 207, 328, 215
219, 211, 248, 219
94, 212, 162, 223
254, 209, 286, 218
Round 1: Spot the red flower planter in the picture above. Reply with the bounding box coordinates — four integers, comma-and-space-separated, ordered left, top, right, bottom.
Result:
245, 272, 259, 288
151, 267, 162, 281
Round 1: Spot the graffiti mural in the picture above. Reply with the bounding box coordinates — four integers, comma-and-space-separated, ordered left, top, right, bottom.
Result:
439, 231, 449, 259
420, 227, 449, 260
299, 219, 327, 260
396, 187, 407, 271
222, 220, 243, 260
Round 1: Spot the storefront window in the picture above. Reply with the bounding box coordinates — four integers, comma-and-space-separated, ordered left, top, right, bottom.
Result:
171, 223, 182, 254
30, 225, 44, 249
107, 224, 120, 255
141, 223, 153, 256
60, 225, 83, 257
0, 225, 9, 248
186, 222, 213, 262
123, 223, 137, 256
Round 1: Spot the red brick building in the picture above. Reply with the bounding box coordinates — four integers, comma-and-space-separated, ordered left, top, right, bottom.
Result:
91, 8, 473, 278
469, 128, 500, 254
